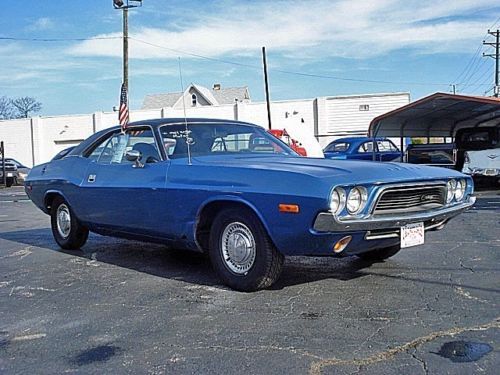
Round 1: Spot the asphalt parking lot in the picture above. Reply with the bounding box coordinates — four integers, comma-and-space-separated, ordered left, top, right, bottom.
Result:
0, 186, 499, 374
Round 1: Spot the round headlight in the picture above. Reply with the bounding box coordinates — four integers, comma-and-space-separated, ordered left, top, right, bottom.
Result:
330, 187, 346, 214
346, 186, 368, 214
446, 179, 457, 203
454, 179, 466, 201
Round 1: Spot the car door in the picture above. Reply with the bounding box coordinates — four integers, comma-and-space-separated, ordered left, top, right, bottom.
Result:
79, 126, 170, 238
354, 141, 375, 160
377, 140, 401, 161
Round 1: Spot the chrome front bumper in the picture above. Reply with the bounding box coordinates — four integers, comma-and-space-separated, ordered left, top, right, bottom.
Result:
313, 195, 476, 232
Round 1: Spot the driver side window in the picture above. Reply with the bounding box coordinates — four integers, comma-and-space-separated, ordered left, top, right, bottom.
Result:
358, 142, 374, 153
86, 128, 161, 164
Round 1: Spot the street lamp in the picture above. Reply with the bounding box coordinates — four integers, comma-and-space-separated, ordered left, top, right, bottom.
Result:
113, 0, 142, 10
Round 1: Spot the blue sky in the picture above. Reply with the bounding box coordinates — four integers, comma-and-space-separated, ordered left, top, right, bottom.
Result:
0, 0, 499, 116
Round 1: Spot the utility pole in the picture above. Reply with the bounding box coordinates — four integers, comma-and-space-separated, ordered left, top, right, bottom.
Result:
123, 7, 128, 89
450, 84, 457, 95
0, 141, 5, 188
262, 47, 272, 130
483, 29, 499, 97
113, 1, 143, 91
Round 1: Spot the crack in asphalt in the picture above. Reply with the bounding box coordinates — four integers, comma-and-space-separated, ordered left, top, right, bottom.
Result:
309, 317, 500, 375
410, 350, 429, 375
180, 344, 324, 361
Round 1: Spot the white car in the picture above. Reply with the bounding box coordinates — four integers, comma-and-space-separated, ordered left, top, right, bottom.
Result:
462, 149, 500, 178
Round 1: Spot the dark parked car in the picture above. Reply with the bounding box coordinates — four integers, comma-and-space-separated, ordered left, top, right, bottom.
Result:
406, 143, 456, 168
26, 118, 475, 291
4, 158, 31, 185
0, 159, 18, 187
323, 137, 401, 161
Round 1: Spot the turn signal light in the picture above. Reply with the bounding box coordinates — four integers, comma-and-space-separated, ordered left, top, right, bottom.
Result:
333, 236, 352, 253
278, 204, 300, 213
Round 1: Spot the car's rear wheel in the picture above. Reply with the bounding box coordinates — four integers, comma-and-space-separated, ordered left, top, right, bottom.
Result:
357, 245, 401, 262
5, 178, 14, 188
50, 196, 89, 250
209, 208, 284, 292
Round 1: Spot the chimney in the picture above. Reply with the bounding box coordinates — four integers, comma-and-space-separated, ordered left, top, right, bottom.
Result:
213, 83, 221, 91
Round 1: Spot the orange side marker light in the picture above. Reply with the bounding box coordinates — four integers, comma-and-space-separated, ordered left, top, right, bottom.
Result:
278, 204, 300, 213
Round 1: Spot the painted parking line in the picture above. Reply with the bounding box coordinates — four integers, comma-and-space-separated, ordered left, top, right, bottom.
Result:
0, 200, 31, 203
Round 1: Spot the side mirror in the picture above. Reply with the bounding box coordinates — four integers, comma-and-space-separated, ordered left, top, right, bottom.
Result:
125, 150, 144, 168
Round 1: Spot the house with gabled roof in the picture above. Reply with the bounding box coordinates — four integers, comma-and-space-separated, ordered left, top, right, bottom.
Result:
142, 83, 251, 110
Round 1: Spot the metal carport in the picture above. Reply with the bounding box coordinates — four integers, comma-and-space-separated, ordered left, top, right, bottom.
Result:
366, 93, 500, 162
368, 93, 500, 139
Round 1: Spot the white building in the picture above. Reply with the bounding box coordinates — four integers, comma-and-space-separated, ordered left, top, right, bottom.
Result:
0, 86, 409, 167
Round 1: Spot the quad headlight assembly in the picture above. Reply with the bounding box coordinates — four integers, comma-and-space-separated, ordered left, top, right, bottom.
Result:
329, 186, 368, 216
446, 178, 467, 204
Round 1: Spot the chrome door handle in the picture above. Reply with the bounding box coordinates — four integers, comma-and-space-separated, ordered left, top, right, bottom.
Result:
88, 174, 96, 183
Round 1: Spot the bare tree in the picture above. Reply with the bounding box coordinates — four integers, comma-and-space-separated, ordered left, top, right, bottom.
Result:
0, 96, 16, 120
11, 96, 42, 118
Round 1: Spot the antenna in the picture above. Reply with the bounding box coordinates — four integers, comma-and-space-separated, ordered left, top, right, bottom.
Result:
178, 57, 192, 165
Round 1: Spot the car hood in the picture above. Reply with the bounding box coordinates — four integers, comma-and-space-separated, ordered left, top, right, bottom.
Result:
194, 155, 464, 184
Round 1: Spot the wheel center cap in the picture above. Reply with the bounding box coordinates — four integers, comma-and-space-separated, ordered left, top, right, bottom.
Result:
230, 233, 249, 263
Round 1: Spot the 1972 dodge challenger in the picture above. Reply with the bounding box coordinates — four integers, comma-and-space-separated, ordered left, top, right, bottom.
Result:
25, 118, 476, 291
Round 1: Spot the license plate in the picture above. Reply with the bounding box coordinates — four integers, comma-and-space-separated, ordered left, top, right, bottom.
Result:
7, 173, 13, 177
401, 222, 424, 248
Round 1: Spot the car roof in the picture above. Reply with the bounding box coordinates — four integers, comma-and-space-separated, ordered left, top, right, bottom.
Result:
327, 137, 387, 145
68, 118, 263, 157
128, 118, 259, 128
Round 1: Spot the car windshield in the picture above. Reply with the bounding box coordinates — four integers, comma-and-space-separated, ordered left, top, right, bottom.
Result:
160, 123, 297, 159
324, 142, 349, 152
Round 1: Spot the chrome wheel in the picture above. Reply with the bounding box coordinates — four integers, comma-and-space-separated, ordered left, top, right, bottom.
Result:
56, 203, 71, 239
221, 222, 256, 275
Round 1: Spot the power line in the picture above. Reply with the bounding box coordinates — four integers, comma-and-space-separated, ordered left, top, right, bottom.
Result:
0, 34, 463, 87
453, 44, 483, 84
452, 15, 500, 85
0, 36, 121, 42
130, 37, 450, 86
460, 57, 489, 87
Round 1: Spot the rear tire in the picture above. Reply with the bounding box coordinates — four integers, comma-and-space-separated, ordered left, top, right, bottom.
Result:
50, 196, 89, 250
357, 245, 401, 262
5, 178, 14, 188
209, 208, 284, 292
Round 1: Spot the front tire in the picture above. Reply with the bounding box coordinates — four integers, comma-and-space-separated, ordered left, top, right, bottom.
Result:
209, 208, 284, 292
357, 245, 401, 262
50, 196, 89, 250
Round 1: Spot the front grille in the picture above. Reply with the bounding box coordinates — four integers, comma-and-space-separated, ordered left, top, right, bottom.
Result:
373, 185, 446, 215
0, 165, 16, 172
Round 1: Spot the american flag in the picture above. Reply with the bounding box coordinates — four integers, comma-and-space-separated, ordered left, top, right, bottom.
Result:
118, 83, 129, 130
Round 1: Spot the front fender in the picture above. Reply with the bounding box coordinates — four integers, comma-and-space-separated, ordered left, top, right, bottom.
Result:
196, 194, 274, 240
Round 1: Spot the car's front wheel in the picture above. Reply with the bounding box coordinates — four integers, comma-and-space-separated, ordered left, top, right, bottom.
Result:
50, 196, 89, 250
357, 245, 401, 262
209, 208, 284, 292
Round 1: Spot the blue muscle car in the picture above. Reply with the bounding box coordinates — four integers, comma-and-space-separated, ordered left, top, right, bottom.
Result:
25, 118, 475, 291
324, 137, 401, 161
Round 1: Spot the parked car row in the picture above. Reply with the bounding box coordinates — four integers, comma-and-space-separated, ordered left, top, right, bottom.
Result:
323, 125, 499, 185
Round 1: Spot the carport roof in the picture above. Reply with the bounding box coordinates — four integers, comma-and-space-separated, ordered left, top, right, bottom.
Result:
368, 92, 500, 138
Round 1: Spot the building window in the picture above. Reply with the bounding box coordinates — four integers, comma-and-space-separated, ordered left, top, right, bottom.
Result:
191, 93, 197, 107
359, 104, 369, 111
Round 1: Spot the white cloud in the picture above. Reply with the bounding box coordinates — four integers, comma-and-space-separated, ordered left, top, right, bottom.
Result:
27, 17, 55, 31
68, 0, 499, 60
